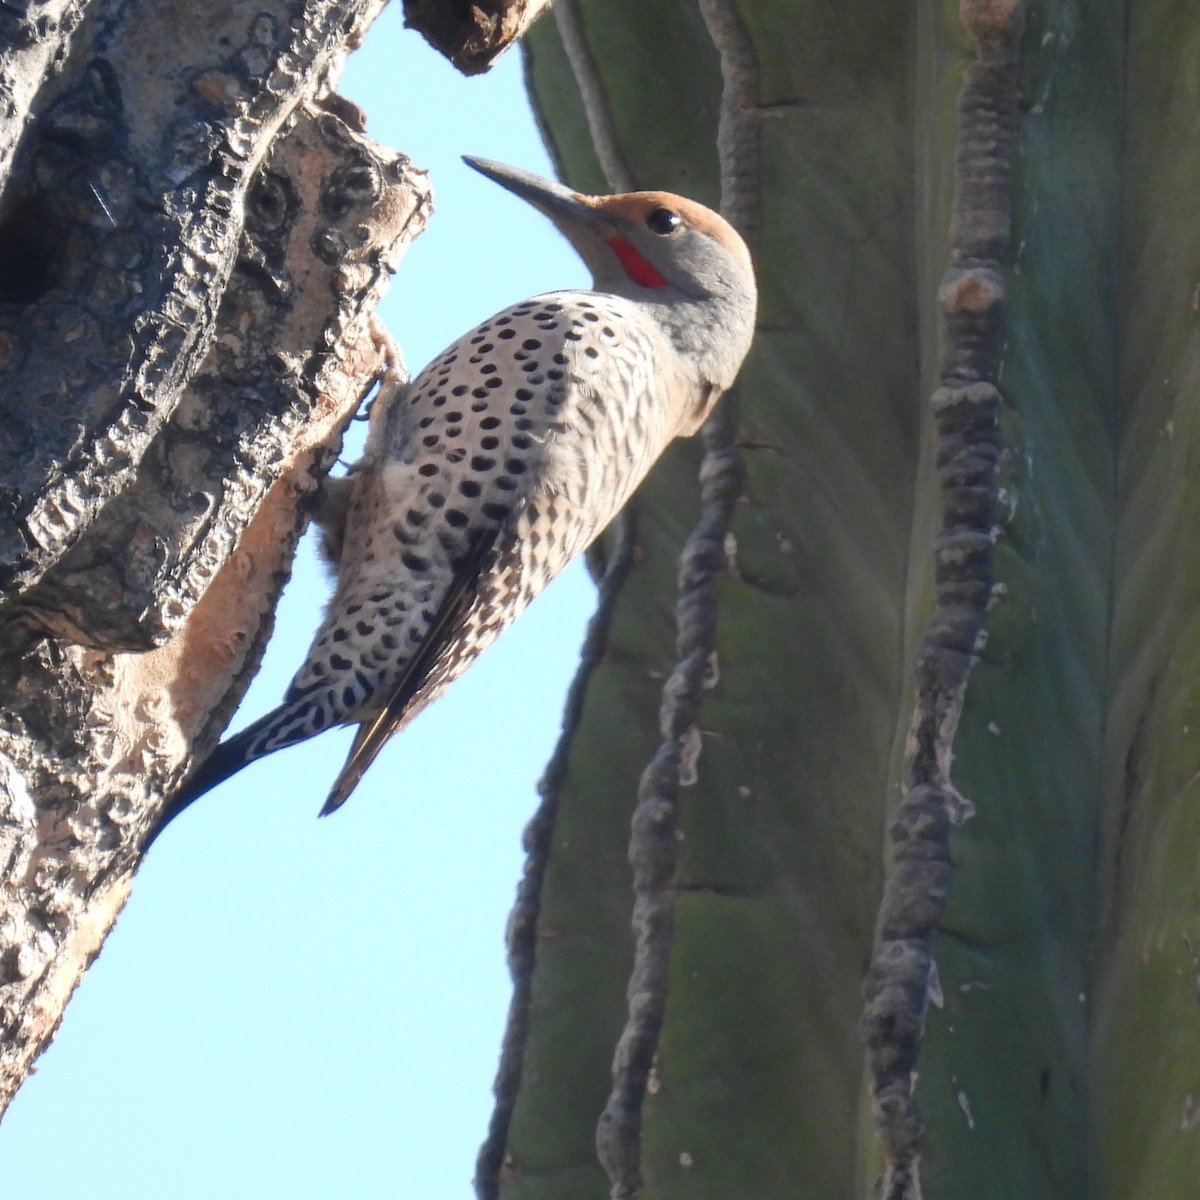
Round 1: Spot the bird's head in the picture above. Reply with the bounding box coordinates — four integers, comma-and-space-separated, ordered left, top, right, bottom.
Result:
463, 156, 755, 314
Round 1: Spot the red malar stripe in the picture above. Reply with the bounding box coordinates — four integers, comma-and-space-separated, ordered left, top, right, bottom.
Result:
607, 237, 669, 289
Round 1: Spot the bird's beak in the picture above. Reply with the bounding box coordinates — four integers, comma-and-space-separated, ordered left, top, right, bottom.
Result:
463, 156, 599, 229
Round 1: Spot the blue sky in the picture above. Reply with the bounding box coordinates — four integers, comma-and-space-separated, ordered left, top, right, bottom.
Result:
0, 9, 596, 1197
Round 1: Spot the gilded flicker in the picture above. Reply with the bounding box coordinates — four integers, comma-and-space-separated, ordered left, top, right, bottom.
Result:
162, 157, 756, 829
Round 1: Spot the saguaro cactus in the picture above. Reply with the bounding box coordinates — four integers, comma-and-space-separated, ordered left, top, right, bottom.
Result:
478, 1, 1200, 1197
0, 0, 430, 1108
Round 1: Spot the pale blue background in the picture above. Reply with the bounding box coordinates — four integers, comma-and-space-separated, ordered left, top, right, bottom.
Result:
0, 8, 597, 1196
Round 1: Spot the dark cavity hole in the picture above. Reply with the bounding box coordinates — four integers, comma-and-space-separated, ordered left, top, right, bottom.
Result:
0, 196, 63, 304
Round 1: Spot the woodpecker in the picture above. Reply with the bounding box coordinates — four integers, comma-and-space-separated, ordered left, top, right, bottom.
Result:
161, 157, 756, 830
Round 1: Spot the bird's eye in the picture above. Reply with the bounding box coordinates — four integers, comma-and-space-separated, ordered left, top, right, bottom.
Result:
645, 207, 682, 235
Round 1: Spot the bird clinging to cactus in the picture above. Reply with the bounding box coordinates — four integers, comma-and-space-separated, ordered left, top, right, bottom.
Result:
161, 156, 757, 832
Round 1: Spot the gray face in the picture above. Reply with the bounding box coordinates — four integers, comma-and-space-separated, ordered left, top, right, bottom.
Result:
461, 156, 756, 308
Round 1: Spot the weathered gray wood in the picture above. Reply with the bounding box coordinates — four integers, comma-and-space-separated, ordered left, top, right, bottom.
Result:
0, 0, 430, 1111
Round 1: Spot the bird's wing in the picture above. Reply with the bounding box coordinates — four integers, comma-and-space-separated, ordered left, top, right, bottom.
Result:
318, 523, 503, 816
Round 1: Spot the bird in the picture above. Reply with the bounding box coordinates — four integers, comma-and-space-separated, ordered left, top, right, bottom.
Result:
159, 156, 757, 832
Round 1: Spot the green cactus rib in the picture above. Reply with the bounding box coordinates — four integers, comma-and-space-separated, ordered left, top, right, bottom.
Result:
1094, 3, 1200, 1195
483, 0, 1200, 1197
862, 4, 1023, 1195
493, 0, 919, 1195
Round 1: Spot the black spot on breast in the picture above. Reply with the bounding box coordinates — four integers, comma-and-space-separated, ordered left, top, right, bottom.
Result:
422, 434, 438, 448
498, 328, 516, 339
418, 463, 438, 477
405, 507, 426, 526
510, 403, 527, 416
481, 436, 499, 450
418, 415, 435, 428
481, 363, 497, 375
331, 653, 353, 671
472, 386, 489, 399
471, 455, 496, 471
483, 502, 508, 521
447, 427, 462, 439
522, 338, 541, 351
460, 479, 482, 497
512, 433, 532, 450
429, 492, 446, 508
452, 384, 468, 397
515, 387, 532, 401
445, 509, 469, 528
481, 415, 501, 430
355, 620, 373, 637
402, 552, 430, 572
381, 632, 398, 651
496, 475, 517, 491
584, 346, 599, 359
547, 370, 563, 381
332, 628, 349, 642
515, 417, 533, 431
485, 378, 502, 389
506, 459, 527, 475
553, 353, 568, 365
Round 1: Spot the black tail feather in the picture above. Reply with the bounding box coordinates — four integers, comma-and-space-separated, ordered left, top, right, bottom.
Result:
150, 709, 288, 844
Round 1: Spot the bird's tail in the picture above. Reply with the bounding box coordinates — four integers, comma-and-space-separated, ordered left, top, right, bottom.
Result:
150, 706, 307, 843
